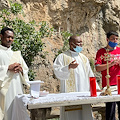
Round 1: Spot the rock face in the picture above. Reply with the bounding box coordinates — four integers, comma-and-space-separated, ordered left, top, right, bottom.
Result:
0, 0, 120, 93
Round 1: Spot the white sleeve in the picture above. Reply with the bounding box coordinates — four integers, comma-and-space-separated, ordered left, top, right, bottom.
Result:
96, 81, 100, 90
86, 58, 100, 90
20, 55, 29, 86
0, 65, 8, 81
53, 53, 70, 80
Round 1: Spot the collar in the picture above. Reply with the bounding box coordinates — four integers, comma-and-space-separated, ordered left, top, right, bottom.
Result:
0, 45, 12, 51
68, 49, 79, 55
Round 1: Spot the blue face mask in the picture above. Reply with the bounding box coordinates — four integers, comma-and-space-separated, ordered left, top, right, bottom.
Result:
108, 41, 118, 48
73, 46, 82, 53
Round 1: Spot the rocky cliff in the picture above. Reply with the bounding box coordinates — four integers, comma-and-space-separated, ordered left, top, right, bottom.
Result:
0, 0, 120, 93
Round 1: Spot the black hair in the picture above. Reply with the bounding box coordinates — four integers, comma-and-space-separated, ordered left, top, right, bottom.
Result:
107, 31, 119, 38
0, 27, 14, 35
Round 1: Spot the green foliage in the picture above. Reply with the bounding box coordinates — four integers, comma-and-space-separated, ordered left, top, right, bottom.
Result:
89, 58, 95, 71
61, 31, 72, 51
54, 31, 72, 59
0, 1, 54, 81
10, 2, 23, 15
28, 70, 37, 81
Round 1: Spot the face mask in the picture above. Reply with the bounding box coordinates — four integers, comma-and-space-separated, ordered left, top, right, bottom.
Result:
73, 46, 82, 53
108, 41, 118, 48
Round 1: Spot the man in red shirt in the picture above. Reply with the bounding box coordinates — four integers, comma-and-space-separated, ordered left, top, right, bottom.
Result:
95, 31, 120, 120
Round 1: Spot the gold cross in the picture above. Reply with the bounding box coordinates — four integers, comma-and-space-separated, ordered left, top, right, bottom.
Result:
100, 49, 112, 96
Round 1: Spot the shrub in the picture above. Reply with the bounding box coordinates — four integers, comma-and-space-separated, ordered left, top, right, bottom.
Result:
0, 1, 54, 81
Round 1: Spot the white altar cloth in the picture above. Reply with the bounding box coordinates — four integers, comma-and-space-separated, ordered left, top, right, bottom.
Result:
12, 91, 120, 120
17, 92, 99, 106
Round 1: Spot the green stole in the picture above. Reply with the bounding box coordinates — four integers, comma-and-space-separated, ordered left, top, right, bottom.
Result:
63, 50, 87, 93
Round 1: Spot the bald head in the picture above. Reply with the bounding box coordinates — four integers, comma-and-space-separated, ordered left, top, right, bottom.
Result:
69, 35, 82, 51
69, 35, 81, 43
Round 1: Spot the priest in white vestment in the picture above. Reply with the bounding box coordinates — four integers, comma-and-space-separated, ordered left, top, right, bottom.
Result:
0, 27, 30, 120
53, 35, 100, 120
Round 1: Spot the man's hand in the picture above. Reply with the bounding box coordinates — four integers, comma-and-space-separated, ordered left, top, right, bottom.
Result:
69, 60, 79, 69
96, 89, 102, 92
110, 59, 120, 66
8, 63, 23, 73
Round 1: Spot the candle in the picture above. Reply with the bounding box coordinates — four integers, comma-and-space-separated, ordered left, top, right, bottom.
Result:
117, 75, 120, 94
90, 77, 97, 97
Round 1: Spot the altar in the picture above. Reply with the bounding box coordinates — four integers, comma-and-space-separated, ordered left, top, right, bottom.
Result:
12, 91, 120, 120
